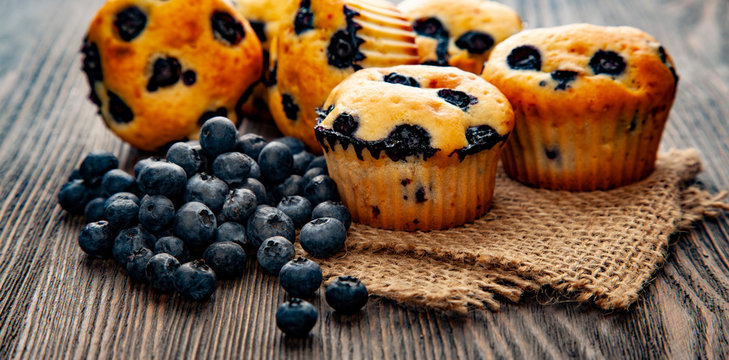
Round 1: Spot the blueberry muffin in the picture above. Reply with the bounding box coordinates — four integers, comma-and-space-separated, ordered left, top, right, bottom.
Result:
398, 0, 522, 74
314, 65, 514, 231
482, 24, 678, 191
82, 0, 263, 151
268, 0, 420, 152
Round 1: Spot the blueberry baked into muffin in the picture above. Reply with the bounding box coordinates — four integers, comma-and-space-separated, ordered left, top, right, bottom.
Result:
315, 65, 514, 231
82, 0, 263, 151
268, 0, 420, 152
398, 0, 522, 74
482, 24, 678, 191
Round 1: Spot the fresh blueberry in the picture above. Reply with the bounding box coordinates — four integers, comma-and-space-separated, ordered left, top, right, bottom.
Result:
126, 247, 153, 282
68, 169, 82, 181
59, 180, 93, 214
105, 192, 139, 207
113, 226, 155, 265
104, 197, 139, 229
307, 156, 327, 173
174, 201, 217, 250
248, 161, 261, 180
272, 175, 306, 203
292, 151, 314, 175
302, 167, 327, 184
256, 236, 295, 274
237, 178, 268, 205
146, 253, 180, 292
325, 276, 368, 313
589, 50, 626, 76
311, 201, 351, 230
114, 6, 147, 41
78, 220, 115, 258
299, 217, 346, 258
213, 152, 254, 186
210, 11, 245, 46
276, 298, 317, 337
137, 161, 187, 199
236, 133, 268, 159
507, 45, 541, 71
166, 142, 204, 177
134, 157, 161, 181
185, 173, 229, 213
139, 195, 175, 233
272, 137, 306, 154
84, 197, 107, 222
258, 142, 294, 183
199, 116, 237, 157
79, 151, 118, 184
246, 206, 296, 249
216, 222, 250, 249
101, 169, 136, 196
279, 257, 322, 298
303, 175, 339, 205
154, 236, 189, 262
174, 260, 217, 300
203, 241, 246, 279
277, 196, 312, 228
222, 189, 258, 223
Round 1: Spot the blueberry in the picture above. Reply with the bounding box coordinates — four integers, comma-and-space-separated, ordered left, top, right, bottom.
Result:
199, 117, 238, 157
325, 276, 368, 313
210, 11, 245, 46
507, 45, 541, 71
237, 178, 268, 205
383, 72, 420, 87
236, 133, 268, 159
174, 260, 217, 300
203, 241, 246, 279
311, 201, 351, 230
281, 94, 299, 121
107, 90, 134, 124
303, 175, 339, 205
185, 173, 229, 213
78, 220, 115, 258
216, 222, 249, 249
272, 137, 306, 154
246, 207, 295, 249
294, 0, 314, 35
139, 195, 175, 233
146, 253, 181, 292
302, 167, 327, 184
182, 70, 196, 86
272, 175, 306, 203
277, 196, 312, 228
147, 56, 181, 92
551, 70, 578, 90
382, 125, 437, 161
589, 50, 626, 76
412, 17, 447, 38
174, 201, 217, 249
105, 192, 139, 207
248, 161, 261, 180
222, 188, 257, 223
166, 142, 204, 177
292, 152, 314, 175
114, 6, 147, 41
68, 169, 82, 181
454, 31, 494, 54
256, 236, 295, 274
137, 161, 187, 199
276, 298, 317, 337
101, 169, 136, 196
332, 113, 358, 136
327, 29, 365, 69
458, 125, 508, 158
84, 197, 107, 222
198, 107, 229, 127
59, 180, 92, 214
213, 152, 253, 186
81, 39, 102, 84
79, 151, 118, 184
279, 257, 322, 298
249, 20, 266, 42
258, 142, 294, 183
134, 157, 161, 181
299, 217, 346, 258
126, 247, 153, 282
437, 89, 478, 111
113, 226, 155, 265
104, 197, 139, 229
154, 236, 189, 262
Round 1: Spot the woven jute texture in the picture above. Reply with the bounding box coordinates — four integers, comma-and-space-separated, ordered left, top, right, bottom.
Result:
308, 149, 729, 313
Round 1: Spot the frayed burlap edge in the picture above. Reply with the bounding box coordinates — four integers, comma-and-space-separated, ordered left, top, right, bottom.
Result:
298, 149, 729, 313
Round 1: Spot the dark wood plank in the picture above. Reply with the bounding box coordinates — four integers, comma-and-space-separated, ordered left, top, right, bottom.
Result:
0, 0, 728, 358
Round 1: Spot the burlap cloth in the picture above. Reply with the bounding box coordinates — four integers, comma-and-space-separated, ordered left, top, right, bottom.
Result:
302, 149, 729, 313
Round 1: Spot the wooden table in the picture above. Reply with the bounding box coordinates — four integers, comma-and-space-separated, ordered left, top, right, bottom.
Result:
1, 0, 728, 358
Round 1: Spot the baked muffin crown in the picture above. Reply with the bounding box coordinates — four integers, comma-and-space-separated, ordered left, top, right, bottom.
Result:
315, 65, 514, 160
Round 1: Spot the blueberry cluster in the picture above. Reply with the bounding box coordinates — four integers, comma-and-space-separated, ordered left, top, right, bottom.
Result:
59, 116, 368, 337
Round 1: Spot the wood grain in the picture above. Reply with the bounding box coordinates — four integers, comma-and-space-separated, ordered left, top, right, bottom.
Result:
0, 0, 728, 358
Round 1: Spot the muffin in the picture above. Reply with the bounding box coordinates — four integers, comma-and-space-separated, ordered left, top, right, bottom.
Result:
82, 0, 263, 151
482, 24, 678, 191
314, 65, 514, 231
398, 0, 522, 74
268, 0, 420, 152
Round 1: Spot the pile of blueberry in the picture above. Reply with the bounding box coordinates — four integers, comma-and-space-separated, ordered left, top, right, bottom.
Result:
58, 116, 368, 337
